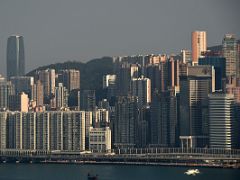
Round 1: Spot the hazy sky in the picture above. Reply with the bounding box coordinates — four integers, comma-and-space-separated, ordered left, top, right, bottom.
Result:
0, 0, 239, 74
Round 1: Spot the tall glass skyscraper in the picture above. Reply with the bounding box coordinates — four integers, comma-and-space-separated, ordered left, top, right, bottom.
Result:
6, 35, 25, 79
179, 66, 215, 147
199, 56, 226, 91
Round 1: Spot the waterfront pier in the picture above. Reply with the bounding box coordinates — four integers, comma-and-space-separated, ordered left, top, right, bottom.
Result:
1, 148, 240, 168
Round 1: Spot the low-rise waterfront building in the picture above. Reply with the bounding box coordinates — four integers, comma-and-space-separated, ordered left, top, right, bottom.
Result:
89, 127, 111, 152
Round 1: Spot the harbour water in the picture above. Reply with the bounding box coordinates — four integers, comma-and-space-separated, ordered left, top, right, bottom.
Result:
0, 163, 240, 180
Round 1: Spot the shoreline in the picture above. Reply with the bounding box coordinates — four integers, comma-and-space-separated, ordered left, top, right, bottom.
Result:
1, 160, 240, 169
41, 161, 240, 169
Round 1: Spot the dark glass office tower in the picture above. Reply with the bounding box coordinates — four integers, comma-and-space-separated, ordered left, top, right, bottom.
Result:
7, 35, 25, 79
199, 56, 226, 91
179, 66, 215, 148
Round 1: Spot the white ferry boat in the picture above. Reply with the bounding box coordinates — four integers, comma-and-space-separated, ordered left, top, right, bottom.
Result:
184, 169, 200, 176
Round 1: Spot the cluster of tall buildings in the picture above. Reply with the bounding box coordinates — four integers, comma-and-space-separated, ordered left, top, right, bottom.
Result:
0, 35, 112, 153
107, 31, 240, 150
0, 31, 240, 153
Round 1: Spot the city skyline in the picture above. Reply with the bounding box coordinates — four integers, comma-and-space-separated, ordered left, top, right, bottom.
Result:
1, 0, 240, 178
0, 29, 240, 170
0, 0, 240, 75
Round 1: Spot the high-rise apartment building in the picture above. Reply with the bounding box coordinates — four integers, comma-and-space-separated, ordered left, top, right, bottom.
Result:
168, 58, 180, 92
0, 112, 7, 149
32, 80, 44, 107
115, 63, 131, 96
62, 111, 85, 151
150, 90, 178, 147
49, 111, 63, 150
19, 92, 29, 112
148, 54, 167, 65
146, 64, 161, 93
0, 111, 86, 151
80, 90, 96, 111
103, 74, 116, 89
130, 64, 139, 78
10, 76, 34, 98
7, 35, 25, 79
22, 112, 36, 150
38, 69, 56, 98
181, 49, 192, 64
54, 83, 68, 110
131, 76, 151, 107
192, 31, 207, 64
85, 111, 93, 149
95, 108, 109, 127
58, 69, 80, 91
7, 112, 23, 149
0, 81, 15, 110
114, 55, 150, 96
146, 61, 169, 93
114, 55, 146, 69
114, 96, 138, 148
35, 112, 50, 150
9, 92, 29, 112
137, 106, 151, 148
222, 34, 239, 80
103, 75, 117, 101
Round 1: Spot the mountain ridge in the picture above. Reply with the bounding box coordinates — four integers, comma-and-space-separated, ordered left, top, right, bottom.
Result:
27, 56, 114, 91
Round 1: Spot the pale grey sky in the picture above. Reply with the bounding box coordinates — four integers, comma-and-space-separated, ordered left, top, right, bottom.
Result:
0, 0, 239, 75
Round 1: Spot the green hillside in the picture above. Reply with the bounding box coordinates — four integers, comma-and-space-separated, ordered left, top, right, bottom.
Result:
27, 57, 114, 91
